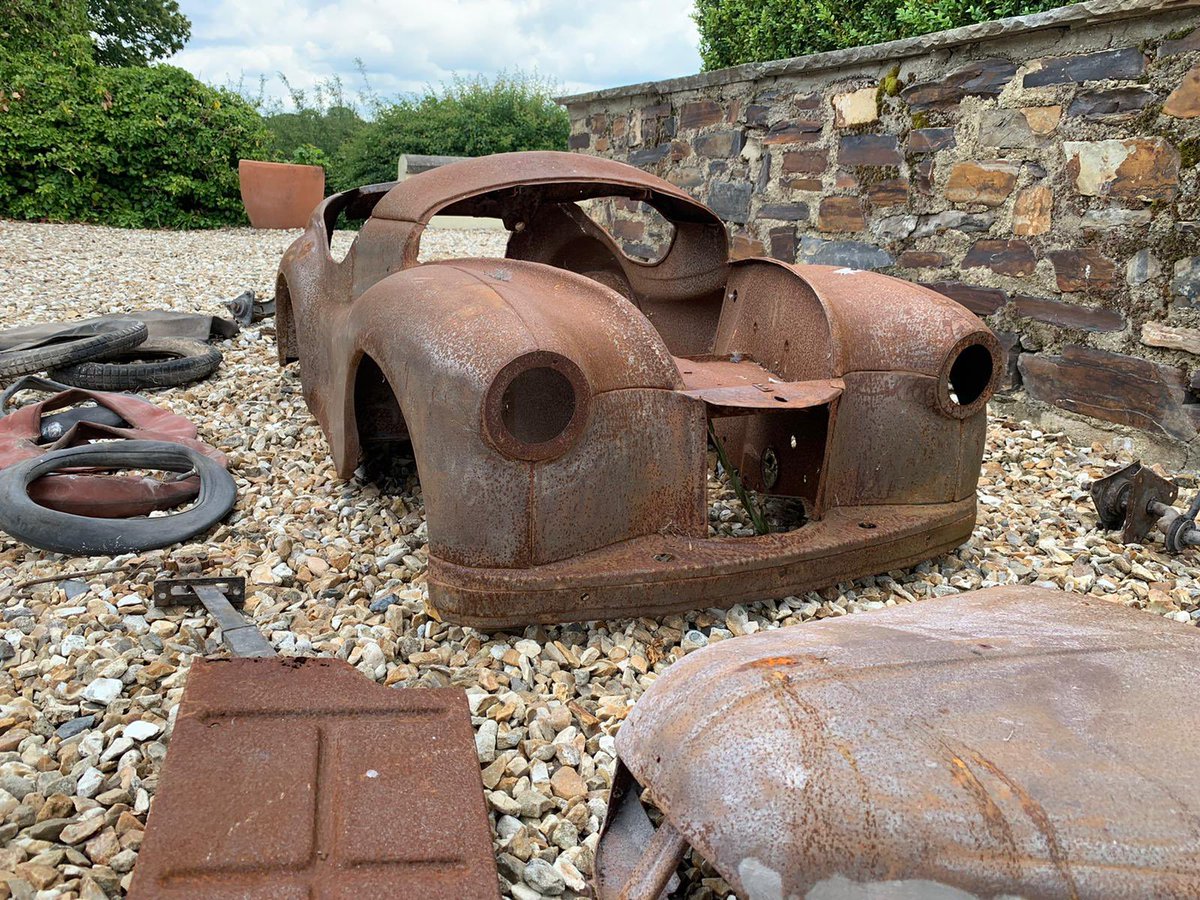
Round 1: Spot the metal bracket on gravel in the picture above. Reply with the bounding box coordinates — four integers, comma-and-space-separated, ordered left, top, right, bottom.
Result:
1090, 460, 1200, 552
152, 576, 274, 658
0, 439, 236, 555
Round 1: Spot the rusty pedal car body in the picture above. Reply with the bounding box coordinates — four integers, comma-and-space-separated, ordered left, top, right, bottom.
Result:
594, 586, 1200, 899
276, 151, 1001, 627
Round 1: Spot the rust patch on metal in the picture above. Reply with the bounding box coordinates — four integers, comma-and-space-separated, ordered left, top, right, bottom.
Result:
598, 586, 1200, 899
278, 150, 1000, 627
130, 657, 499, 899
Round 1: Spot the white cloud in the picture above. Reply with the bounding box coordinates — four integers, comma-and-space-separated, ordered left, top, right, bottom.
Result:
170, 0, 701, 108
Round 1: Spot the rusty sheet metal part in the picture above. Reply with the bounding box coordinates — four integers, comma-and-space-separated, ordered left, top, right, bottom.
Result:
0, 388, 227, 517
597, 586, 1200, 900
129, 657, 500, 900
277, 151, 1001, 627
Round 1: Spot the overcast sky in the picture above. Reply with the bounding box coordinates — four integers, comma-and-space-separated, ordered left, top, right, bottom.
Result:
169, 0, 702, 108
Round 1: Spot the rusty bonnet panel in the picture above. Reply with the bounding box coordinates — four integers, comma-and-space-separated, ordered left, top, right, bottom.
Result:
130, 657, 500, 900
609, 586, 1200, 898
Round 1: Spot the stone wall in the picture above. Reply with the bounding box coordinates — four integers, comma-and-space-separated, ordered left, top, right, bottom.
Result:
560, 0, 1200, 463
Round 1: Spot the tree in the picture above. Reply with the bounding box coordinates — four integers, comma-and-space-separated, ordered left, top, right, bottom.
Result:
88, 0, 191, 66
693, 0, 1065, 70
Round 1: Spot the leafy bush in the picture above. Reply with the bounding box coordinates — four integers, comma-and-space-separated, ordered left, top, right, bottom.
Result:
693, 0, 1066, 69
289, 144, 328, 167
332, 71, 569, 191
0, 58, 270, 227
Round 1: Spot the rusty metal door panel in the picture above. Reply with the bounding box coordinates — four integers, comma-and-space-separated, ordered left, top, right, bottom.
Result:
824, 371, 982, 506
607, 587, 1200, 899
130, 658, 499, 900
531, 388, 708, 563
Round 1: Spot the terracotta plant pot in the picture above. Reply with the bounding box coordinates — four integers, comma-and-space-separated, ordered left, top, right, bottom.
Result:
238, 160, 325, 229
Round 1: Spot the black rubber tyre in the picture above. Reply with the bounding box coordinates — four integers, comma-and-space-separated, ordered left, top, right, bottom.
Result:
0, 320, 148, 380
0, 440, 236, 555
49, 338, 222, 390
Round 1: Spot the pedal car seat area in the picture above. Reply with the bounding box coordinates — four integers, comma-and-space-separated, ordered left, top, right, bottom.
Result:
596, 586, 1200, 899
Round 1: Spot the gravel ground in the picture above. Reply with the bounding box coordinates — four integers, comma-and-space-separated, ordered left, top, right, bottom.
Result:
1, 219, 1198, 899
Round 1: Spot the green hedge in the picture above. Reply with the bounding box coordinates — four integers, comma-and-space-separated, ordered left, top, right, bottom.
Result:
332, 73, 569, 191
0, 58, 270, 228
694, 0, 1066, 69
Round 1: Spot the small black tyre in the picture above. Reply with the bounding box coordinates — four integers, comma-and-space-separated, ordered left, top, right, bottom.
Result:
0, 320, 148, 380
50, 338, 222, 390
0, 440, 236, 555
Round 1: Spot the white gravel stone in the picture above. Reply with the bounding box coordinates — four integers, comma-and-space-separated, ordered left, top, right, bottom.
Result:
81, 679, 122, 705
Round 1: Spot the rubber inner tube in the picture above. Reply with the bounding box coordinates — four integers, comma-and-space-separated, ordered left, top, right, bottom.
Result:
0, 440, 236, 555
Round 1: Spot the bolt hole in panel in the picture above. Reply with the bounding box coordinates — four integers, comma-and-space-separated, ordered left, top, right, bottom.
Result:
129, 658, 500, 900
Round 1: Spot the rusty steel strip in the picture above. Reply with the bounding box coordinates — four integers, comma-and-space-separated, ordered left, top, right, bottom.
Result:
597, 586, 1200, 899
130, 658, 500, 899
277, 150, 1002, 627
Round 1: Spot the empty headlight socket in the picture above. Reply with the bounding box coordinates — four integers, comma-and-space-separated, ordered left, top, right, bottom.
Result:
483, 350, 592, 461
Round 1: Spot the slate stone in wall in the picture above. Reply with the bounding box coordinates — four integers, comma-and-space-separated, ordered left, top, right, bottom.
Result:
731, 232, 766, 260
963, 239, 1037, 276
707, 181, 753, 223
909, 128, 956, 153
911, 211, 996, 239
758, 203, 811, 222
898, 251, 949, 269
978, 110, 1036, 148
1127, 249, 1161, 285
679, 100, 723, 129
694, 130, 744, 157
1024, 47, 1146, 88
763, 120, 823, 145
839, 134, 902, 166
745, 104, 770, 126
1174, 257, 1200, 307
817, 197, 865, 232
1011, 295, 1125, 332
944, 161, 1020, 206
1019, 345, 1199, 441
914, 158, 935, 195
872, 214, 918, 243
782, 150, 827, 174
866, 179, 910, 206
921, 281, 1009, 316
1067, 88, 1157, 121
568, 133, 589, 150
628, 144, 669, 167
1164, 64, 1200, 119
797, 237, 894, 270
1159, 27, 1200, 57
1080, 208, 1152, 228
769, 226, 797, 263
901, 58, 1017, 110
1047, 249, 1118, 293
611, 218, 645, 241
1012, 185, 1052, 236
665, 168, 705, 190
